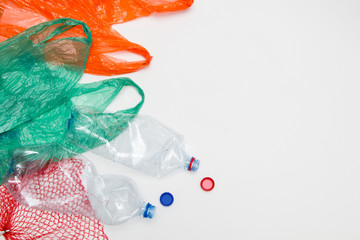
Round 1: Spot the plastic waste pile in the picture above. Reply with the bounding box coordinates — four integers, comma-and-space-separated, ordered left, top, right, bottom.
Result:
6, 154, 156, 225
0, 1, 210, 239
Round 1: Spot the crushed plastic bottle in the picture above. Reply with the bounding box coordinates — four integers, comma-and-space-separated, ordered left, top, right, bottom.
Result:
82, 165, 156, 225
5, 153, 155, 225
91, 115, 200, 177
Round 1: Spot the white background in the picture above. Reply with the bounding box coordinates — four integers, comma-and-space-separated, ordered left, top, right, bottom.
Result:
84, 0, 360, 239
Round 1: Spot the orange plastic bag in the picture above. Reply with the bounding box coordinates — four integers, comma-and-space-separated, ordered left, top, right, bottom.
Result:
0, 0, 194, 75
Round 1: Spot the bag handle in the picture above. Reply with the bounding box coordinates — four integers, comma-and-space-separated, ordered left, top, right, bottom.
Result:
85, 33, 151, 75
35, 18, 92, 45
116, 78, 145, 115
71, 77, 144, 114
0, 18, 92, 48
65, 78, 145, 154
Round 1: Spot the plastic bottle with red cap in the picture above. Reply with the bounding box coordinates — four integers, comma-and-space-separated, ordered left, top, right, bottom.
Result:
91, 115, 200, 177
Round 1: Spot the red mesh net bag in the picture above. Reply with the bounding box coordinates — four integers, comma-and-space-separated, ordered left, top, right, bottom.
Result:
6, 158, 94, 216
0, 158, 109, 240
0, 0, 194, 75
0, 186, 108, 240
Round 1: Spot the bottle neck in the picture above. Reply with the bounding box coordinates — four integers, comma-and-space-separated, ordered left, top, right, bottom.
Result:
142, 202, 156, 219
185, 157, 200, 172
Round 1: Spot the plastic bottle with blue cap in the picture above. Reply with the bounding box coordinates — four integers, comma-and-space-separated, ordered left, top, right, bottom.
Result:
83, 173, 156, 225
6, 153, 156, 225
91, 115, 200, 177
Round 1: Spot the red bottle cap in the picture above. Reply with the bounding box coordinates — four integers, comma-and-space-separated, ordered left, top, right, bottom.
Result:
200, 177, 215, 191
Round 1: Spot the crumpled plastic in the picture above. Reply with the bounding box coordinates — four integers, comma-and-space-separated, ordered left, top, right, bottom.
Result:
0, 184, 108, 240
6, 157, 96, 220
5, 150, 154, 225
90, 114, 200, 177
0, 77, 144, 184
0, 0, 194, 75
0, 18, 91, 134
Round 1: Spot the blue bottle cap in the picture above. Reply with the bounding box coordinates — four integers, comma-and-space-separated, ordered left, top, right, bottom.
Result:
160, 192, 174, 206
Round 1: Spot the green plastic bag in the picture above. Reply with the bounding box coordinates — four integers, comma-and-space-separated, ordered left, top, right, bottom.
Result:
0, 18, 92, 134
0, 77, 144, 183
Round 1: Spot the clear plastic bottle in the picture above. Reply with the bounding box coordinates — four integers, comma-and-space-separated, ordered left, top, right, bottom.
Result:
82, 162, 156, 225
91, 115, 200, 177
6, 155, 155, 225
